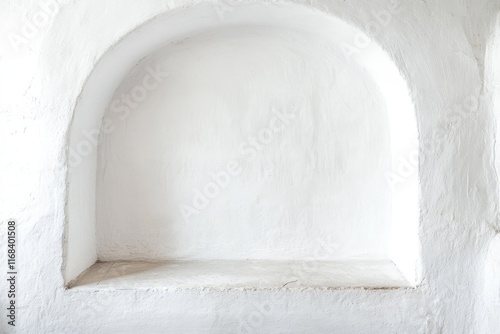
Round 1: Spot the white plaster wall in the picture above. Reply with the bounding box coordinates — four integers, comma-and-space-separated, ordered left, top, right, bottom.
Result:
479, 11, 500, 334
1, 0, 499, 333
96, 26, 392, 262
481, 234, 500, 333
65, 1, 419, 283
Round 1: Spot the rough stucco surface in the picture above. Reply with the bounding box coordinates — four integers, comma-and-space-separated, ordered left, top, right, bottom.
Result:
96, 26, 392, 262
1, 0, 500, 333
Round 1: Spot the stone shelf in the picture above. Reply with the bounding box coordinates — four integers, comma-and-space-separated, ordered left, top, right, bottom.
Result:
69, 259, 413, 290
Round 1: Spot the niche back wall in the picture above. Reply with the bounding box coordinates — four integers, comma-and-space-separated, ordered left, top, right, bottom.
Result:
96, 26, 391, 262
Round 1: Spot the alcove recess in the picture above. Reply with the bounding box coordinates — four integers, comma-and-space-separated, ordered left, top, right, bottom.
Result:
65, 2, 419, 290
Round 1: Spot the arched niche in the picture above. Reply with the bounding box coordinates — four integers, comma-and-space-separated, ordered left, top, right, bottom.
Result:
65, 2, 419, 288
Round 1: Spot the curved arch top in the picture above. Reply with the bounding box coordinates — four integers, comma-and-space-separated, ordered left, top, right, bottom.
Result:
66, 1, 419, 284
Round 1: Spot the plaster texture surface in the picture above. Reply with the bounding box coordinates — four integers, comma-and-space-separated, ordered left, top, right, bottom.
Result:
1, 0, 500, 333
96, 26, 392, 263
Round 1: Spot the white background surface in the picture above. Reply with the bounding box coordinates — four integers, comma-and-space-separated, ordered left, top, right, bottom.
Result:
1, 0, 500, 333
97, 26, 391, 262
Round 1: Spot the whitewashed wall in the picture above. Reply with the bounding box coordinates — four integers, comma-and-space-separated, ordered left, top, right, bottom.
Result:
1, 0, 499, 333
96, 24, 393, 263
